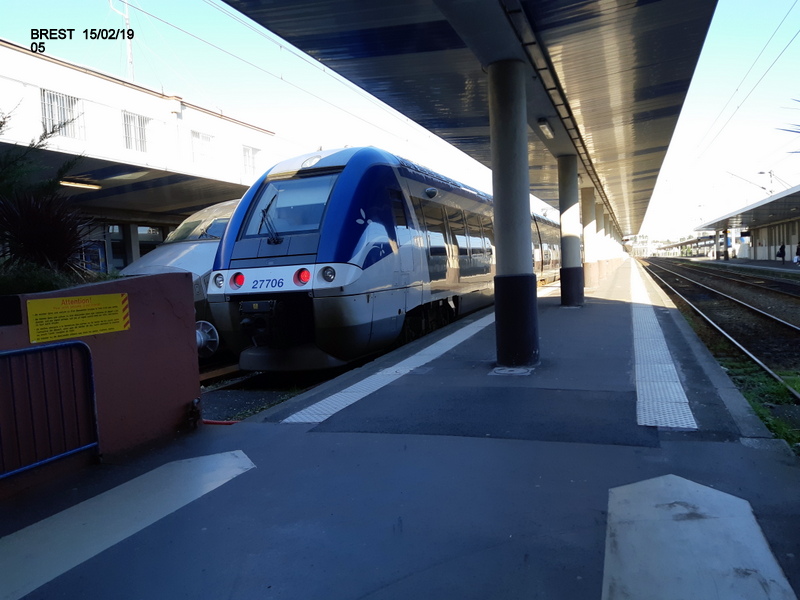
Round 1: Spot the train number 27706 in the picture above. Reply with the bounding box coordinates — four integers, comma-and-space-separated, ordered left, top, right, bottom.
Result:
251, 278, 285, 289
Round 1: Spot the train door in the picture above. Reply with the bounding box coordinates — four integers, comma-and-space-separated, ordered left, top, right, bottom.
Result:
391, 193, 416, 278
442, 205, 465, 286
366, 183, 420, 348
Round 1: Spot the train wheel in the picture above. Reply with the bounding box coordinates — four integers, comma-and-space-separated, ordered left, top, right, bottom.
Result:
196, 320, 220, 358
400, 308, 423, 343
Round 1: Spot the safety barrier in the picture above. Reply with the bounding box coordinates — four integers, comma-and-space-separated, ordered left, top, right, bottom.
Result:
0, 342, 98, 479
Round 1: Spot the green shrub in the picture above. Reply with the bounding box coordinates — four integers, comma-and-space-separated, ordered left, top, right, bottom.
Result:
0, 260, 82, 294
0, 192, 93, 273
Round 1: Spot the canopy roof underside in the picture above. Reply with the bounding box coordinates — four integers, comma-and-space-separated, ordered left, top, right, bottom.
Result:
224, 0, 717, 236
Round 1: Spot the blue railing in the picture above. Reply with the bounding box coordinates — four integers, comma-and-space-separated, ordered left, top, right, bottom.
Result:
0, 341, 98, 479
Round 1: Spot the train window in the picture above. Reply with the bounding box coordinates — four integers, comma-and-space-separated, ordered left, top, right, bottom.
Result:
445, 207, 469, 256
243, 174, 338, 237
411, 196, 427, 233
420, 200, 447, 255
391, 194, 408, 229
166, 200, 239, 242
466, 213, 484, 255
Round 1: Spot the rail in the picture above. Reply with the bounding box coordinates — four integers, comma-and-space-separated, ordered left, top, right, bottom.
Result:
642, 261, 800, 402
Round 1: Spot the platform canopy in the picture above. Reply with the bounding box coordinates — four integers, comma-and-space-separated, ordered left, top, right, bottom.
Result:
698, 183, 800, 231
224, 0, 717, 236
3, 146, 249, 226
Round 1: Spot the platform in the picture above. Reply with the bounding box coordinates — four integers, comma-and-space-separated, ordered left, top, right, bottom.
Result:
685, 254, 800, 273
1, 257, 799, 600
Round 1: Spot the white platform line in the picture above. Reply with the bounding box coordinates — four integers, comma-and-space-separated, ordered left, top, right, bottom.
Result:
282, 312, 496, 423
0, 451, 255, 600
631, 262, 698, 429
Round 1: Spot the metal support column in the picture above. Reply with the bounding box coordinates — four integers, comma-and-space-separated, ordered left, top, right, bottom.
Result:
558, 155, 583, 306
122, 223, 140, 266
581, 188, 598, 288
488, 59, 539, 367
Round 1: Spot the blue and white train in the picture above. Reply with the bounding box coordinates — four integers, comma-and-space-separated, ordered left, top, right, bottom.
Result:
207, 147, 560, 370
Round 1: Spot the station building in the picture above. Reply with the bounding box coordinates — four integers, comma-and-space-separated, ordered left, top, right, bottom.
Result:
638, 185, 800, 261
0, 39, 283, 272
698, 184, 800, 262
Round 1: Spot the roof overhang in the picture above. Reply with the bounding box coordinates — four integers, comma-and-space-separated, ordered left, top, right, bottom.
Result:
0, 141, 248, 225
697, 183, 800, 232
223, 0, 717, 236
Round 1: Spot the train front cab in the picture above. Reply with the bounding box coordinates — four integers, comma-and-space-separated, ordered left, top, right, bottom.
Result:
208, 148, 497, 370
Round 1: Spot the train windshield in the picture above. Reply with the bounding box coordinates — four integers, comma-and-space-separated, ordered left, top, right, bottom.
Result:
243, 174, 339, 238
165, 199, 240, 243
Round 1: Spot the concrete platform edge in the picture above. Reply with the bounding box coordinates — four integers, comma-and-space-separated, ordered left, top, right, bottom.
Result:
636, 259, 777, 443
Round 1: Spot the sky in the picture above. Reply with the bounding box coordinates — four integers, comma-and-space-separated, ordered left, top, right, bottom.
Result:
0, 0, 497, 194
2, 0, 800, 241
642, 0, 800, 238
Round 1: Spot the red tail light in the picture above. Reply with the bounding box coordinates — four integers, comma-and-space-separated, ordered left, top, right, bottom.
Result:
294, 268, 311, 286
231, 272, 245, 289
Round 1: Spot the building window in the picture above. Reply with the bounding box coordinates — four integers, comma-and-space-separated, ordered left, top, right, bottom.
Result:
191, 130, 213, 164
123, 111, 150, 152
242, 145, 259, 176
40, 89, 82, 138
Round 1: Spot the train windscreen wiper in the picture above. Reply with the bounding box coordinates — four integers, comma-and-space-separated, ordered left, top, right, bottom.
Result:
258, 192, 283, 244
196, 227, 220, 240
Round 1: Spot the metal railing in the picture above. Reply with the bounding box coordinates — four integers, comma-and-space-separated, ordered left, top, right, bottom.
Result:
0, 342, 98, 479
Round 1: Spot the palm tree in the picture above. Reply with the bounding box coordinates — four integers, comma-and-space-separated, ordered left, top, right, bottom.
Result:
0, 110, 93, 291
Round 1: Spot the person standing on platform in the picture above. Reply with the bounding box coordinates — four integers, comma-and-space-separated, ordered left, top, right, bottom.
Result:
795, 242, 800, 266
777, 243, 786, 264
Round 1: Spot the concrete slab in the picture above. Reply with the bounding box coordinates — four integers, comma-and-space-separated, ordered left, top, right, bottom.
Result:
602, 474, 796, 599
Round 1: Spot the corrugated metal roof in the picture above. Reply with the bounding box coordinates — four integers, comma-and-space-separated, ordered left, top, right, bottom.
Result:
223, 0, 717, 235
699, 184, 800, 231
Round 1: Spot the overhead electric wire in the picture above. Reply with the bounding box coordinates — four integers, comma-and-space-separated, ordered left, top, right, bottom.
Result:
697, 1, 800, 158
116, 0, 423, 145
197, 0, 425, 134
696, 0, 798, 151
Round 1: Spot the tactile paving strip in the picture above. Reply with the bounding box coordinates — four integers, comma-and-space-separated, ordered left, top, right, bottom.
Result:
631, 263, 698, 429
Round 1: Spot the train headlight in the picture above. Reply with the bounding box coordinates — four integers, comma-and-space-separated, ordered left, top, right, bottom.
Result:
321, 266, 336, 282
231, 272, 245, 289
213, 273, 224, 288
294, 268, 311, 286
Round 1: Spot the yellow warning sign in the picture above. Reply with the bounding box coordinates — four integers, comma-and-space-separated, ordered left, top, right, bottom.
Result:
27, 293, 131, 343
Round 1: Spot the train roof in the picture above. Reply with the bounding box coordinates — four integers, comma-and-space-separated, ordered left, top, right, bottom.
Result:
265, 147, 491, 204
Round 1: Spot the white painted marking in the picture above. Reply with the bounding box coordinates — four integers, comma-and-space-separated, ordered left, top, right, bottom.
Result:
0, 450, 255, 600
282, 284, 559, 424
631, 262, 698, 429
602, 474, 796, 600
282, 312, 496, 423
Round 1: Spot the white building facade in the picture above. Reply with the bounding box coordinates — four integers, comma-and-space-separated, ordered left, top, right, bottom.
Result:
0, 40, 282, 270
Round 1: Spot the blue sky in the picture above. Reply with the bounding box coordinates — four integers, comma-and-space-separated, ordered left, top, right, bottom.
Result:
644, 0, 800, 237
2, 0, 800, 240
1, 0, 493, 193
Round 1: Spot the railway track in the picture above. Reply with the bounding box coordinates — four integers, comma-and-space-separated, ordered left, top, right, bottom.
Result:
660, 257, 800, 294
199, 361, 241, 384
641, 258, 800, 402
646, 257, 800, 328
198, 357, 347, 422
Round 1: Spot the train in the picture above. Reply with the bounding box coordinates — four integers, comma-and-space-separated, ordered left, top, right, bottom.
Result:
121, 198, 240, 358
207, 147, 560, 371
